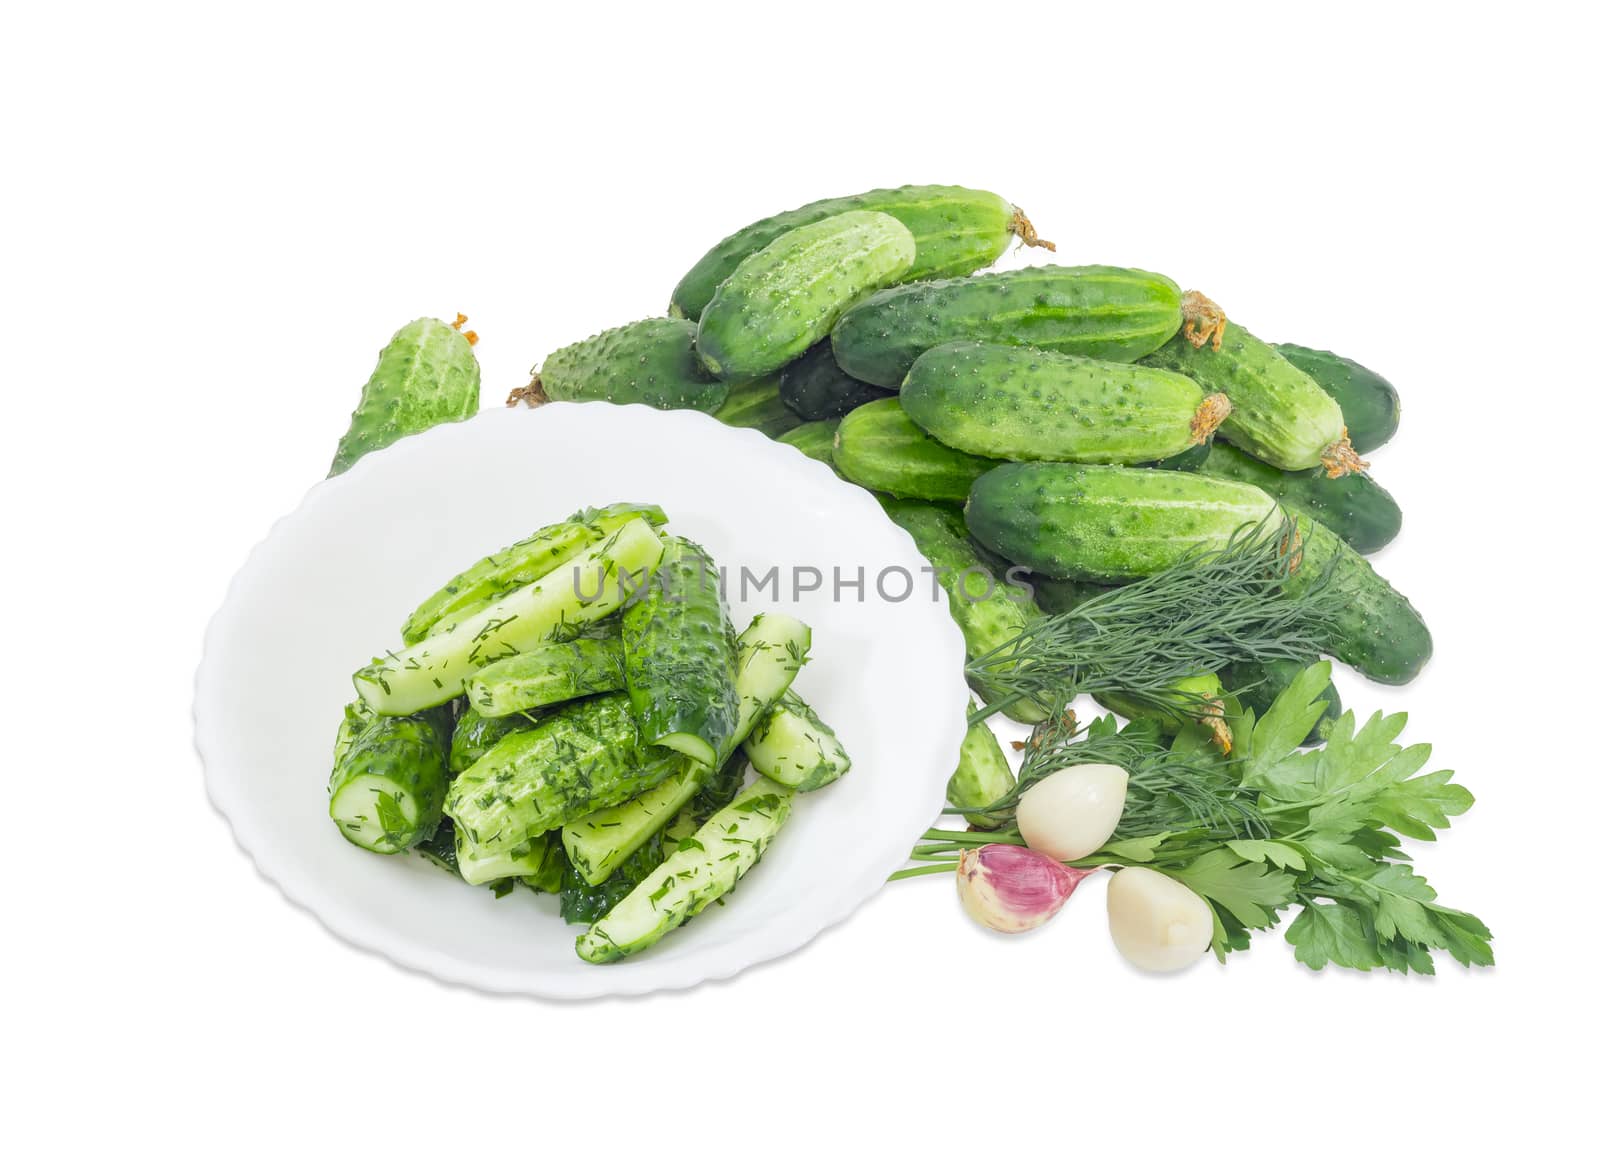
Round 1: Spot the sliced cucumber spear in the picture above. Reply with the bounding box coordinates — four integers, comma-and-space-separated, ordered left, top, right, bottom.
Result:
575, 783, 795, 964
353, 516, 665, 716
328, 707, 452, 854
744, 692, 851, 792
401, 502, 667, 645
562, 612, 811, 885
465, 636, 625, 717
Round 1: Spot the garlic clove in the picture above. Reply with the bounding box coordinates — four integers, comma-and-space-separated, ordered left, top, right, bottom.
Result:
1015, 763, 1129, 862
956, 844, 1092, 934
1105, 865, 1213, 973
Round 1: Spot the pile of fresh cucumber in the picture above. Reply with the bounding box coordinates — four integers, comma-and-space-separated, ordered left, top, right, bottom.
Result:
328, 504, 851, 964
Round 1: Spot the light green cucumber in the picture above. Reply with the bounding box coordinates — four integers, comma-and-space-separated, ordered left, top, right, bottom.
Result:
901, 341, 1229, 464
621, 536, 741, 766
353, 517, 665, 715
743, 692, 850, 792
777, 419, 840, 465
464, 636, 626, 716
329, 316, 481, 476
779, 342, 892, 420
1140, 302, 1364, 474
328, 707, 452, 854
712, 377, 805, 437
1274, 343, 1400, 453
696, 210, 915, 381
453, 828, 559, 888
1096, 672, 1232, 749
529, 318, 729, 411
964, 462, 1284, 583
834, 397, 1001, 502
831, 265, 1183, 388
401, 502, 666, 644
561, 612, 809, 885
575, 784, 794, 963
947, 714, 1015, 829
670, 185, 1046, 322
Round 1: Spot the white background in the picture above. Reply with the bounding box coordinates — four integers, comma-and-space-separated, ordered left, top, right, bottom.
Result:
5, 2, 1596, 1153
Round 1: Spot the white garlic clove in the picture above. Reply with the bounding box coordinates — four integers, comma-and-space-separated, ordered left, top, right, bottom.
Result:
1015, 763, 1129, 862
1105, 865, 1213, 973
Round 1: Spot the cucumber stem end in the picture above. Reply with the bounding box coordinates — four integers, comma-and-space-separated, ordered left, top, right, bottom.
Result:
1190, 392, 1232, 443
1180, 290, 1228, 350
507, 374, 550, 409
1010, 207, 1056, 252
1320, 430, 1369, 479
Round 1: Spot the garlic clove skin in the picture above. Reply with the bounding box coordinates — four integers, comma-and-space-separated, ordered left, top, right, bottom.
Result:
1015, 763, 1129, 862
956, 844, 1092, 934
1105, 866, 1213, 973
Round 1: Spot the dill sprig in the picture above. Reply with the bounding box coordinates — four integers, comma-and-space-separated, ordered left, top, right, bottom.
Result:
964, 516, 1340, 725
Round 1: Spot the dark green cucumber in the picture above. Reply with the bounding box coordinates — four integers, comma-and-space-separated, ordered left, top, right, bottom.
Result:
449, 704, 538, 774
330, 316, 481, 476
777, 419, 840, 464
947, 714, 1015, 829
831, 265, 1183, 388
1141, 305, 1363, 475
879, 497, 1045, 723
713, 377, 805, 437
834, 398, 1001, 502
670, 184, 1046, 322
1285, 517, 1432, 684
1197, 442, 1402, 554
328, 707, 452, 854
530, 318, 729, 412
1220, 658, 1342, 745
1148, 442, 1212, 471
1028, 575, 1118, 615
778, 342, 892, 420
1275, 343, 1400, 453
621, 536, 741, 766
901, 341, 1230, 464
965, 463, 1283, 582
697, 210, 915, 381
401, 502, 666, 644
445, 695, 681, 882
464, 636, 626, 717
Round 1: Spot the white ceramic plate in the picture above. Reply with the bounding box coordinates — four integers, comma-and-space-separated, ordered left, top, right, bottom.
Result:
196, 403, 970, 998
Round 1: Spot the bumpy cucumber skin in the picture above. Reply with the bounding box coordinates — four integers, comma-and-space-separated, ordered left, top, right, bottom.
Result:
1141, 325, 1344, 472
538, 318, 729, 412
621, 537, 741, 766
330, 318, 480, 476
965, 462, 1281, 582
449, 705, 537, 774
1286, 518, 1432, 684
901, 341, 1213, 464
1220, 658, 1342, 745
879, 497, 1044, 722
834, 397, 1001, 502
712, 377, 805, 437
328, 707, 452, 853
671, 185, 1019, 322
1197, 442, 1402, 554
465, 636, 626, 717
947, 716, 1015, 828
1275, 344, 1400, 454
697, 210, 916, 381
1149, 442, 1212, 471
831, 265, 1183, 389
779, 341, 892, 420
777, 419, 840, 464
743, 692, 851, 792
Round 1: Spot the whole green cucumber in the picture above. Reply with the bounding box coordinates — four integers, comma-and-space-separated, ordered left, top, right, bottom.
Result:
330, 316, 481, 476
1197, 442, 1402, 554
712, 377, 805, 437
445, 694, 679, 870
965, 462, 1283, 582
1285, 517, 1432, 684
1220, 658, 1342, 746
831, 265, 1184, 388
521, 318, 729, 412
777, 419, 840, 465
947, 714, 1015, 829
1141, 296, 1365, 476
1095, 672, 1233, 751
901, 341, 1231, 464
670, 184, 1050, 322
778, 341, 892, 420
621, 536, 741, 766
879, 497, 1045, 723
401, 502, 667, 644
697, 210, 916, 381
1029, 575, 1118, 615
328, 707, 452, 854
1274, 343, 1400, 453
465, 636, 626, 717
834, 398, 1001, 502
